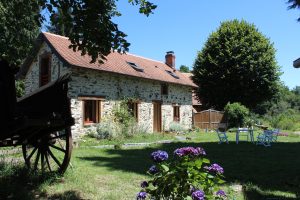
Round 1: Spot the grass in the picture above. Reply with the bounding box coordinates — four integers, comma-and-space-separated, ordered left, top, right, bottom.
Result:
79, 132, 175, 146
1, 130, 300, 199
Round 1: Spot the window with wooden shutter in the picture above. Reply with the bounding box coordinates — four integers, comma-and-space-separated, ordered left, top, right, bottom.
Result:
40, 56, 51, 86
173, 106, 180, 122
79, 96, 105, 126
83, 100, 101, 125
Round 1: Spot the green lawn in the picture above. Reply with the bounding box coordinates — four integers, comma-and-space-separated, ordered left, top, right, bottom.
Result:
1, 131, 300, 199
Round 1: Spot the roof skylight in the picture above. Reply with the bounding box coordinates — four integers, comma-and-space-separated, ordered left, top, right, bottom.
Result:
127, 61, 144, 72
165, 70, 180, 79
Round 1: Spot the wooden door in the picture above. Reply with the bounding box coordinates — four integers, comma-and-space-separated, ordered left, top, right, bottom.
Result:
153, 102, 162, 132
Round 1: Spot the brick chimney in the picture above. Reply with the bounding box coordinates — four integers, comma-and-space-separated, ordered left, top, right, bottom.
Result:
165, 51, 175, 69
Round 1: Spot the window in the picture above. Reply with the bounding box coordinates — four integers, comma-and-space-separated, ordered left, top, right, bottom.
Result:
40, 56, 51, 86
83, 100, 101, 125
79, 96, 105, 125
127, 61, 144, 72
127, 101, 139, 121
165, 70, 179, 79
173, 105, 180, 122
161, 83, 168, 95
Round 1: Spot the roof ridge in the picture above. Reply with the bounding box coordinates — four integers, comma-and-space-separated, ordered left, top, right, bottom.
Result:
126, 52, 166, 66
42, 32, 69, 40
41, 32, 168, 66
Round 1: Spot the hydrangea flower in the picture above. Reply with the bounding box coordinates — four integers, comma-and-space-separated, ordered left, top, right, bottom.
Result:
205, 163, 224, 174
191, 190, 205, 200
136, 191, 147, 200
174, 147, 206, 157
148, 165, 159, 175
216, 189, 226, 197
151, 150, 168, 162
194, 147, 206, 156
141, 181, 149, 188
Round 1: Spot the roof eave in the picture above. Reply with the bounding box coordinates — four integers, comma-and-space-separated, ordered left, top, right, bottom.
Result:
71, 64, 197, 88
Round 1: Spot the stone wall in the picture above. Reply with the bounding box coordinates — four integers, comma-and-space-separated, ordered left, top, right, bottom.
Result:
24, 42, 193, 139
69, 67, 193, 137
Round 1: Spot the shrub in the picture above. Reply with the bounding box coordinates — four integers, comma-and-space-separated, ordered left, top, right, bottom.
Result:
96, 120, 121, 139
244, 112, 261, 128
263, 109, 300, 131
277, 117, 296, 131
224, 102, 249, 128
15, 79, 25, 98
112, 100, 136, 135
85, 120, 121, 139
127, 122, 150, 136
89, 98, 151, 139
137, 147, 227, 200
90, 118, 150, 139
168, 121, 185, 133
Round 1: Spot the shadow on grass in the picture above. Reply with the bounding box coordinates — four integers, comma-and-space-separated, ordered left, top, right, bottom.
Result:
78, 141, 300, 199
47, 190, 83, 200
243, 185, 297, 200
0, 163, 82, 200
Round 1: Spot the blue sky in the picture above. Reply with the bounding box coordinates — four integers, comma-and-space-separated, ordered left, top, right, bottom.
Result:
114, 0, 300, 89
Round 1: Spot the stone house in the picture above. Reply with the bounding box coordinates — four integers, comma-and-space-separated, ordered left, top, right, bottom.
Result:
19, 32, 197, 138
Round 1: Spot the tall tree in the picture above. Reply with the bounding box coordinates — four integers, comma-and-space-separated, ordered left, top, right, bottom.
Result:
0, 0, 40, 68
193, 20, 280, 110
287, 0, 300, 21
292, 86, 300, 95
46, 8, 72, 36
0, 0, 156, 68
179, 65, 190, 73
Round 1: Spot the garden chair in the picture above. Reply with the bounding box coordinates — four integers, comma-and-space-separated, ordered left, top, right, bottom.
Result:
216, 129, 229, 144
271, 129, 280, 142
256, 130, 274, 147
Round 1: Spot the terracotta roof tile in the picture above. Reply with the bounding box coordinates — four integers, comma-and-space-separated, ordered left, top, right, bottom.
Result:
42, 32, 197, 87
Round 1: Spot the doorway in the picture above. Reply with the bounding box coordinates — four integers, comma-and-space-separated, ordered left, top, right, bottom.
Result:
153, 101, 162, 132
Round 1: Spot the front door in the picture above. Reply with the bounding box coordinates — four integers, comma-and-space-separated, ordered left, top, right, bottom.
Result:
153, 102, 162, 132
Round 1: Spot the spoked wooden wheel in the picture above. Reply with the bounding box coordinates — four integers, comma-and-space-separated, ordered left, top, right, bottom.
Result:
22, 127, 72, 174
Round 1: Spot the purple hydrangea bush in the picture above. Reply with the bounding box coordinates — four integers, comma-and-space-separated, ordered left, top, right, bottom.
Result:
136, 147, 227, 199
151, 150, 169, 163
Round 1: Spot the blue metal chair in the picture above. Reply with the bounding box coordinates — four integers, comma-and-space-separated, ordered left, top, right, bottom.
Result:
216, 129, 229, 144
271, 129, 280, 142
256, 130, 274, 147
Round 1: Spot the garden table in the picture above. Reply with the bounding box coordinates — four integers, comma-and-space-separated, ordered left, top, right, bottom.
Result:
236, 128, 254, 144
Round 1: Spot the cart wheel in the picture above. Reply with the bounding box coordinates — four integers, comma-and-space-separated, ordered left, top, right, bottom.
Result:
22, 127, 72, 174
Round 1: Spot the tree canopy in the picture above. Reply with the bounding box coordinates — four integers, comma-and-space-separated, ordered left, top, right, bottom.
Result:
0, 0, 40, 68
287, 0, 300, 21
0, 0, 156, 68
179, 65, 190, 73
46, 8, 72, 36
193, 20, 280, 110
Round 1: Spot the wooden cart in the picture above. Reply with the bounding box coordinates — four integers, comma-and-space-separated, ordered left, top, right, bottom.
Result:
0, 61, 74, 174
